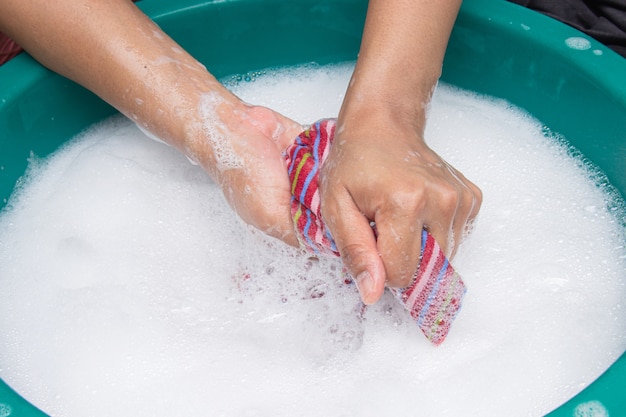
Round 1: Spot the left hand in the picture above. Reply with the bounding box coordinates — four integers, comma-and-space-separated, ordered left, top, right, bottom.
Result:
188, 100, 304, 246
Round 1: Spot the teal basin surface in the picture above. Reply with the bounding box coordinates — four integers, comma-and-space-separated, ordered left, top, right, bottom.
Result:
1, 0, 625, 415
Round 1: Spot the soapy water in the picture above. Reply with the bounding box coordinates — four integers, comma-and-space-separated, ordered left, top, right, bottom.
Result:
0, 62, 625, 416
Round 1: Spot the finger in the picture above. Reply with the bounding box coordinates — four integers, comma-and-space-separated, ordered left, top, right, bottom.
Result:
446, 170, 483, 258
375, 210, 425, 289
423, 181, 460, 259
322, 192, 386, 305
245, 105, 303, 150
466, 178, 483, 222
275, 116, 305, 150
264, 219, 299, 247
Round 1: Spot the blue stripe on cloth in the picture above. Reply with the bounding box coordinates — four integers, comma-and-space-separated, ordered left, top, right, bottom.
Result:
287, 144, 307, 176
325, 227, 337, 252
302, 207, 319, 254
416, 257, 449, 327
299, 162, 318, 203
312, 121, 322, 162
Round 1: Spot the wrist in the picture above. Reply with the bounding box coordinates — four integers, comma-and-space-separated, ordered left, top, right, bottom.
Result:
179, 90, 247, 177
338, 70, 436, 137
338, 89, 430, 138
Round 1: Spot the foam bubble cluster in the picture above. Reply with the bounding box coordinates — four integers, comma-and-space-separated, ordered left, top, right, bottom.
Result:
0, 62, 625, 417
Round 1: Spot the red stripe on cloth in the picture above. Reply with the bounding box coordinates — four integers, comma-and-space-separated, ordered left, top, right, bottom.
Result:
0, 33, 23, 66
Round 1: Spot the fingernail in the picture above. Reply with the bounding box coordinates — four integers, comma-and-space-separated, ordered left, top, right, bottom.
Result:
355, 270, 375, 305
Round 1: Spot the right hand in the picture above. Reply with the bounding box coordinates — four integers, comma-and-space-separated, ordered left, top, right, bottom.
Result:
319, 114, 482, 304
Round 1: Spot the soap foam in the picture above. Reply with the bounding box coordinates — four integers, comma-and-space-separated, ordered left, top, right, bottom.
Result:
0, 62, 625, 417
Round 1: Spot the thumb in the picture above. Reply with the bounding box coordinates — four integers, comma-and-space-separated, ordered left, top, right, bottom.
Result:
245, 106, 303, 151
325, 204, 386, 305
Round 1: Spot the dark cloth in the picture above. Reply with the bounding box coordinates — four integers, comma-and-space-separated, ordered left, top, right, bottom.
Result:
509, 0, 626, 57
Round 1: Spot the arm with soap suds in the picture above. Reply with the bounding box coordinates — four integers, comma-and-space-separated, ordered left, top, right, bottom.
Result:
319, 0, 483, 304
0, 0, 304, 246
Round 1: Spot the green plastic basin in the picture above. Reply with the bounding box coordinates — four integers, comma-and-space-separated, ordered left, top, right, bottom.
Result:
1, 0, 625, 415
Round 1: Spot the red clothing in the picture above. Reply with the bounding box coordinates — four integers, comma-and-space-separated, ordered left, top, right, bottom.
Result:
0, 32, 22, 66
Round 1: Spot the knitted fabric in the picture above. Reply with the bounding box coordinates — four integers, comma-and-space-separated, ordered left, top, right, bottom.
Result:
284, 118, 466, 345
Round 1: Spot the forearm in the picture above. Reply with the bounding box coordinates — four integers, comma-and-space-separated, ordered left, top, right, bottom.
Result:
319, 0, 478, 303
340, 0, 462, 132
0, 0, 240, 175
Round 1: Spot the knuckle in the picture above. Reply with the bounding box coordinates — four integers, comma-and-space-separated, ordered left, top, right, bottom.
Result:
387, 187, 426, 214
472, 183, 484, 207
464, 182, 483, 218
437, 185, 460, 214
462, 187, 477, 212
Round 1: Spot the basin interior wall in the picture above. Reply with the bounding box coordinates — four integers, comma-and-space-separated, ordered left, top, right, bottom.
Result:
0, 0, 625, 415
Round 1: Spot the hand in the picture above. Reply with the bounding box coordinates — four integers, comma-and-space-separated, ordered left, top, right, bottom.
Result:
319, 115, 482, 304
0, 0, 304, 249
188, 99, 304, 246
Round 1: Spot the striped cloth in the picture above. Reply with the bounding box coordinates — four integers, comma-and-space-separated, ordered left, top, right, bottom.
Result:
284, 119, 466, 345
